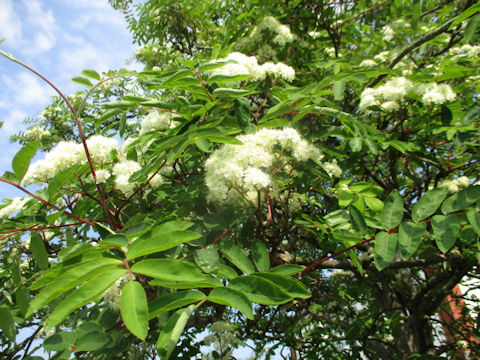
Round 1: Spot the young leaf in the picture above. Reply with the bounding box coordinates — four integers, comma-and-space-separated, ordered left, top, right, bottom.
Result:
432, 215, 461, 253
46, 268, 126, 328
381, 190, 404, 230
251, 240, 270, 272
218, 241, 255, 274
208, 287, 253, 319
228, 276, 292, 305
411, 188, 448, 222
398, 222, 426, 259
156, 305, 195, 359
0, 307, 16, 340
12, 141, 39, 182
349, 205, 368, 236
194, 246, 220, 273
441, 186, 480, 214
374, 232, 398, 271
148, 291, 205, 319
30, 232, 49, 269
72, 76, 93, 87
81, 69, 101, 80
120, 281, 149, 341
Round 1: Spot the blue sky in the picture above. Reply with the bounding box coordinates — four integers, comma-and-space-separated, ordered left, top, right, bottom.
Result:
0, 0, 140, 198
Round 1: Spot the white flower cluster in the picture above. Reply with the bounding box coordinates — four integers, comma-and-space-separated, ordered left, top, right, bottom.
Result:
382, 26, 395, 41
209, 52, 295, 82
139, 111, 179, 134
359, 77, 456, 111
251, 16, 295, 47
210, 52, 295, 81
24, 127, 50, 140
0, 197, 29, 218
23, 135, 119, 185
448, 44, 480, 59
359, 59, 377, 68
102, 273, 136, 311
438, 176, 470, 194
204, 128, 341, 204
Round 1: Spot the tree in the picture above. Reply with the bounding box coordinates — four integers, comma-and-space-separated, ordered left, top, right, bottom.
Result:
1, 0, 480, 359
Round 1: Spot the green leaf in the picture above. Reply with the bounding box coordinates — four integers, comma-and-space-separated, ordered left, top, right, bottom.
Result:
218, 241, 255, 274
149, 291, 205, 319
251, 240, 270, 272
467, 211, 480, 236
441, 186, 480, 214
131, 259, 217, 283
27, 257, 123, 317
194, 247, 220, 273
364, 197, 384, 212
156, 305, 195, 359
81, 69, 101, 80
333, 79, 346, 101
228, 276, 292, 305
348, 205, 368, 236
212, 264, 238, 280
208, 287, 253, 319
339, 191, 354, 208
161, 69, 194, 86
432, 215, 461, 253
120, 281, 149, 340
398, 222, 426, 259
270, 264, 304, 275
43, 332, 76, 352
13, 141, 39, 182
374, 232, 398, 271
16, 285, 30, 315
381, 190, 404, 230
30, 232, 49, 269
0, 307, 16, 340
149, 278, 222, 289
252, 273, 310, 299
412, 188, 448, 222
449, 2, 480, 29
72, 76, 93, 87
207, 73, 250, 83
75, 331, 110, 352
99, 234, 128, 247
212, 87, 252, 98
48, 164, 83, 201
46, 268, 126, 328
127, 230, 201, 260
349, 137, 362, 152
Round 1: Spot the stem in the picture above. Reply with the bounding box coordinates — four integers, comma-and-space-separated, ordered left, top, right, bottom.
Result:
0, 51, 116, 229
0, 177, 94, 226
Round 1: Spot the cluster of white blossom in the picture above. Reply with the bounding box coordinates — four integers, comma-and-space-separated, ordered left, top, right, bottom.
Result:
382, 26, 395, 41
359, 77, 456, 111
23, 127, 50, 140
102, 273, 136, 311
23, 135, 119, 185
0, 197, 29, 218
38, 105, 62, 120
204, 128, 341, 205
359, 59, 377, 68
437, 176, 470, 194
209, 52, 295, 82
448, 44, 480, 59
250, 16, 295, 46
139, 111, 179, 134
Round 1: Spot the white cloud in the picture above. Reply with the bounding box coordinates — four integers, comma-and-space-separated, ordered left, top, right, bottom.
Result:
2, 109, 28, 135
59, 0, 111, 10
0, 0, 23, 45
21, 0, 57, 55
72, 11, 126, 31
1, 72, 53, 106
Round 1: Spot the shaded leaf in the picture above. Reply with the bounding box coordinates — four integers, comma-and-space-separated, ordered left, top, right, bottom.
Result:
398, 222, 426, 259
349, 205, 368, 236
374, 232, 398, 271
381, 190, 404, 230
432, 215, 461, 253
30, 232, 49, 270
0, 307, 16, 340
441, 186, 480, 214
251, 240, 270, 272
412, 188, 448, 222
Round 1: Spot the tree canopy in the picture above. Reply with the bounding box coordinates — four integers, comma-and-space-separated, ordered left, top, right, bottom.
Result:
1, 0, 480, 359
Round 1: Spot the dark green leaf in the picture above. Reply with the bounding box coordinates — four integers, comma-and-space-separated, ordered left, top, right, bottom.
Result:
251, 240, 270, 272
432, 215, 461, 253
148, 291, 205, 319
76, 331, 110, 352
381, 190, 404, 230
13, 141, 39, 182
398, 222, 426, 259
374, 232, 398, 271
412, 188, 448, 222
228, 276, 292, 305
30, 232, 49, 269
194, 247, 220, 273
441, 186, 480, 214
156, 305, 195, 359
349, 205, 368, 236
218, 241, 255, 274
0, 307, 16, 340
120, 281, 149, 340
467, 211, 480, 236
208, 287, 253, 319
270, 264, 304, 275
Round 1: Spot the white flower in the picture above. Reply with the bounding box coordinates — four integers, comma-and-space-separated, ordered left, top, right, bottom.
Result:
359, 59, 377, 68
112, 160, 142, 194
140, 111, 178, 134
86, 135, 119, 164
0, 197, 30, 218
382, 26, 395, 41
322, 160, 342, 177
24, 127, 50, 140
418, 83, 456, 105
381, 101, 400, 112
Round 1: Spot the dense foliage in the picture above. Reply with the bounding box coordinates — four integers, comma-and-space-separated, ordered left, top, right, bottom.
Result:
1, 0, 480, 359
